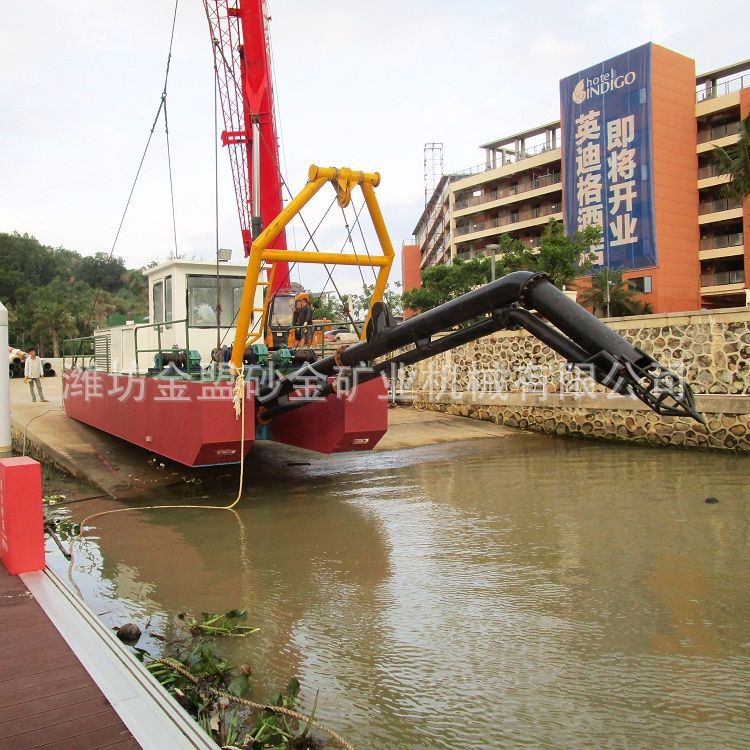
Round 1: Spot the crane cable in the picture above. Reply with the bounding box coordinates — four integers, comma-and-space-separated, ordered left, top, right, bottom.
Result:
84, 0, 181, 333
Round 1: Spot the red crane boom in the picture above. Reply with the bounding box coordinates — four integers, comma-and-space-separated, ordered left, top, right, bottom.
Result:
204, 0, 290, 293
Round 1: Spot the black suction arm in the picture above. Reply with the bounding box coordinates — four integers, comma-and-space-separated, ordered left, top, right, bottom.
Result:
255, 272, 703, 423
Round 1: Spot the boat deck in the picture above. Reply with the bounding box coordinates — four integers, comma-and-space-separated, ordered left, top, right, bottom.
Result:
0, 566, 140, 750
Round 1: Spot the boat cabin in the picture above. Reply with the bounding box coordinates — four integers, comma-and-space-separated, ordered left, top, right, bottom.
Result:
93, 259, 260, 374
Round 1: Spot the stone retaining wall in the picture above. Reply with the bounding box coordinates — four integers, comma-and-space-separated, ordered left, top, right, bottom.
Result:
395, 308, 750, 453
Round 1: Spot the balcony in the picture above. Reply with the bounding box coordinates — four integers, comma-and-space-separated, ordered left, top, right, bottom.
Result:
454, 172, 561, 210
697, 120, 741, 144
454, 142, 560, 177
697, 163, 728, 179
700, 270, 745, 287
700, 232, 744, 251
696, 73, 750, 102
455, 205, 561, 237
698, 197, 743, 215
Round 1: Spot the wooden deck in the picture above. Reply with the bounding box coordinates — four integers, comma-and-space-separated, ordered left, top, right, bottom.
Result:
0, 566, 140, 750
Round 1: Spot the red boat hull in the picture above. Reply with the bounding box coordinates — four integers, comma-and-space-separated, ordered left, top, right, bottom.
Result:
270, 377, 389, 453
63, 371, 389, 467
63, 371, 255, 467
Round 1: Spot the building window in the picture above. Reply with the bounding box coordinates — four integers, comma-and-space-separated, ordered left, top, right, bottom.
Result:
164, 275, 173, 322
152, 281, 164, 324
630, 276, 652, 294
187, 275, 245, 328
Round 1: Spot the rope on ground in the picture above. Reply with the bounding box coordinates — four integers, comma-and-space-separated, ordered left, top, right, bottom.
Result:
149, 658, 355, 750
68, 367, 247, 576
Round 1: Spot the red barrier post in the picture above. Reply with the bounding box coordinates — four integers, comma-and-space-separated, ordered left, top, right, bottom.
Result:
0, 457, 45, 575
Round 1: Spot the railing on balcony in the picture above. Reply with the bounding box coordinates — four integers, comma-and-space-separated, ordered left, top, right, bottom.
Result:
697, 120, 741, 144
454, 172, 561, 210
455, 205, 561, 236
696, 73, 750, 102
699, 197, 743, 215
454, 142, 560, 177
700, 232, 744, 251
698, 163, 727, 179
700, 270, 745, 287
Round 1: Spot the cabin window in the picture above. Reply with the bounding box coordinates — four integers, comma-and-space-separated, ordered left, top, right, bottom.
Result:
152, 281, 164, 324
164, 275, 173, 322
187, 275, 245, 328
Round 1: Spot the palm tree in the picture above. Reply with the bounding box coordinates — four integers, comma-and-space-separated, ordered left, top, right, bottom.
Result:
712, 113, 750, 200
577, 269, 651, 318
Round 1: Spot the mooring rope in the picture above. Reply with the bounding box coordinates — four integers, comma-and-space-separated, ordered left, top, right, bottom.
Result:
68, 376, 247, 566
149, 658, 355, 750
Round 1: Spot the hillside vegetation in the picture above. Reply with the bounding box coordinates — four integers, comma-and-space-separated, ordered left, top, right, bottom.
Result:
0, 231, 149, 356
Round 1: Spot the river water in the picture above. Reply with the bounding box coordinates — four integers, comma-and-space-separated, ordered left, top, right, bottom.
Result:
46, 431, 749, 749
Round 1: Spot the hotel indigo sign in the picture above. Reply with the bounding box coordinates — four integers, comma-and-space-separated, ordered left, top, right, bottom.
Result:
560, 43, 657, 272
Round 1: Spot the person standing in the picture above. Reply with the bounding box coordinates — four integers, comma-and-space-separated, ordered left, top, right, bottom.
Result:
24, 348, 48, 403
292, 293, 314, 346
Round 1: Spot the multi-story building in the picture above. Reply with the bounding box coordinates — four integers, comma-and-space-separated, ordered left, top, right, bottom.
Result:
410, 45, 750, 313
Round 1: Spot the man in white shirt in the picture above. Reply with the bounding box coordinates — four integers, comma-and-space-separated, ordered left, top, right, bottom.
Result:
24, 348, 48, 403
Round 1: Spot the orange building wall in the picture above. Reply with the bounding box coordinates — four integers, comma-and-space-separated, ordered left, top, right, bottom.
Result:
401, 244, 422, 292
647, 44, 701, 313
741, 87, 750, 294
401, 243, 422, 319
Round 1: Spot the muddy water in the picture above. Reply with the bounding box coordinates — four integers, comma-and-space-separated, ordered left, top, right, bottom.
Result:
46, 434, 750, 749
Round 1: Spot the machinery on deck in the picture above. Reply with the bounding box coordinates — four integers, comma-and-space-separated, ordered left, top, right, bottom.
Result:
61, 0, 702, 467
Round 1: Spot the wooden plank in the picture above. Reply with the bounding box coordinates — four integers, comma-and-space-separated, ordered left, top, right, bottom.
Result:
0, 622, 61, 648
0, 674, 97, 710
0, 631, 66, 661
36, 723, 139, 750
0, 652, 81, 681
0, 684, 102, 723
0, 569, 142, 749
0, 664, 88, 697
0, 640, 72, 671
10, 708, 129, 750
97, 741, 143, 750
0, 694, 117, 740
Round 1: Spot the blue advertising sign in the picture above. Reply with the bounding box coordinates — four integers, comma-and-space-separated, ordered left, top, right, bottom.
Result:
560, 43, 656, 271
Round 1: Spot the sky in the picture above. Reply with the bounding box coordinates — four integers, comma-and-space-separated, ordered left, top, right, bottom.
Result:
2, 0, 749, 295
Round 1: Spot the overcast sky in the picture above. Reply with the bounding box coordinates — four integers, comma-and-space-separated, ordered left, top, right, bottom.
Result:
2, 1, 749, 294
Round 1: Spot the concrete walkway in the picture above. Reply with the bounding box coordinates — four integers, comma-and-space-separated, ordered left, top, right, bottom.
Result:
10, 376, 524, 497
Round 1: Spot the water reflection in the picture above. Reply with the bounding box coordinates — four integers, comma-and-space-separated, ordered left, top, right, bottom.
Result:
49, 433, 750, 749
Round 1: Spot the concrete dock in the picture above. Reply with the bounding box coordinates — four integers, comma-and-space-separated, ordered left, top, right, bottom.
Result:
10, 376, 525, 497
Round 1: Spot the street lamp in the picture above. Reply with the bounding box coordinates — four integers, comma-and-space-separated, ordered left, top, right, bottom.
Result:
604, 268, 614, 318
485, 242, 499, 282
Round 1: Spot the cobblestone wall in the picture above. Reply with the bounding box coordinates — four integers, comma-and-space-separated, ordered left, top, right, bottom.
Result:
396, 308, 750, 453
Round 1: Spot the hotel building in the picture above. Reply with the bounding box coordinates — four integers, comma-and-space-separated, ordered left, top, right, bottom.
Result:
408, 45, 750, 313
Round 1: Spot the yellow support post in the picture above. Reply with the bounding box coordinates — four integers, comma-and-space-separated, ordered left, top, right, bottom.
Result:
229, 175, 327, 369
360, 181, 395, 338
229, 164, 397, 368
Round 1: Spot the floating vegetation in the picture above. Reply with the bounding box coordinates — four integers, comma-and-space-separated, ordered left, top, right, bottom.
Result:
184, 609, 261, 638
42, 496, 80, 557
133, 609, 348, 749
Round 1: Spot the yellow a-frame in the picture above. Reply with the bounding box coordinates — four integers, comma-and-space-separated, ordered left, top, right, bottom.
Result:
229, 165, 396, 370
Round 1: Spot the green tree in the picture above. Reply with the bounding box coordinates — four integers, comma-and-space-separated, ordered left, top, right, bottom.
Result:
311, 293, 345, 321
576, 268, 652, 318
402, 258, 490, 312
499, 219, 601, 288
351, 281, 403, 320
78, 252, 128, 291
19, 279, 79, 356
1, 231, 148, 348
712, 113, 750, 200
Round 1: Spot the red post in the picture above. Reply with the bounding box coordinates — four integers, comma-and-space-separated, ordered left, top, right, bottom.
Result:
0, 457, 45, 575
